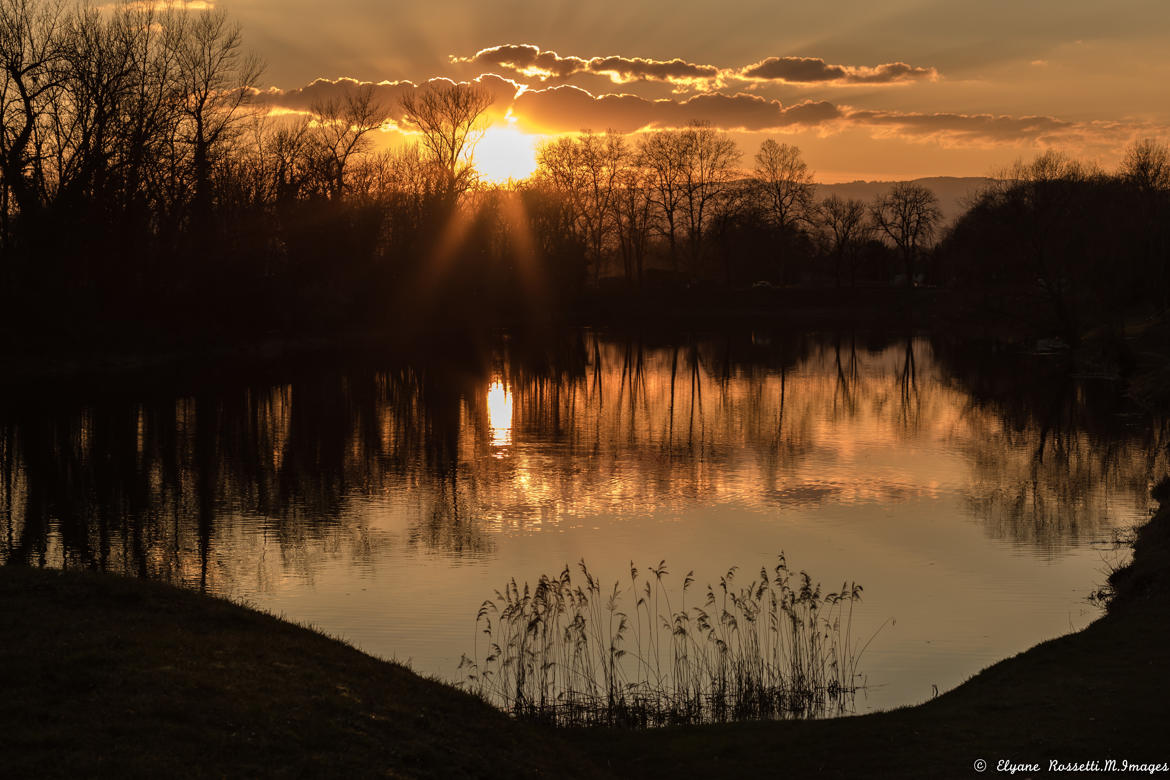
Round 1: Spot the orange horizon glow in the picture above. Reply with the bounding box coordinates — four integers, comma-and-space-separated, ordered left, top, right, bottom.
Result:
228, 0, 1170, 182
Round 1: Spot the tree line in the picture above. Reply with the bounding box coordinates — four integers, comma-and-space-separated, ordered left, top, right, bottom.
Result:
944, 144, 1170, 349
2, 0, 1168, 349
525, 126, 948, 290
0, 0, 503, 340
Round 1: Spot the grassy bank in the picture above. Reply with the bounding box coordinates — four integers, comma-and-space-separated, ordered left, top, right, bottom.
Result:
0, 568, 601, 778
3, 503, 1168, 777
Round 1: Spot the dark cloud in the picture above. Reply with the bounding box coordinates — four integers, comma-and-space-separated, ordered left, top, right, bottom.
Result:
740, 57, 938, 85
510, 86, 1100, 147
452, 44, 589, 79
512, 85, 840, 133
588, 55, 720, 84
740, 57, 848, 83
250, 74, 522, 123
251, 74, 1137, 153
454, 45, 938, 89
845, 109, 1073, 143
453, 45, 720, 87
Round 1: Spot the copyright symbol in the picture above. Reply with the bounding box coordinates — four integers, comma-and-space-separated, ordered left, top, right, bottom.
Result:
974, 759, 988, 772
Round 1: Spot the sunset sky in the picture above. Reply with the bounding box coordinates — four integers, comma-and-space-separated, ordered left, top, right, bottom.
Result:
220, 0, 1169, 181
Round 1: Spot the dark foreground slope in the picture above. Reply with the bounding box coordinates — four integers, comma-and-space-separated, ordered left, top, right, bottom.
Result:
3, 502, 1169, 778
0, 568, 601, 778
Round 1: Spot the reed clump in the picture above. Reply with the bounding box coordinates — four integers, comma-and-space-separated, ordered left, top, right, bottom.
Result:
459, 554, 878, 727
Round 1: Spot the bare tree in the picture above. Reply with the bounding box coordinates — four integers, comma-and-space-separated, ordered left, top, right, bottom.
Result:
1005, 152, 1094, 334
752, 139, 814, 284
116, 3, 187, 236
817, 195, 870, 287
535, 130, 627, 282
1118, 139, 1170, 311
310, 85, 387, 201
399, 81, 492, 199
753, 139, 813, 231
176, 8, 263, 227
257, 116, 313, 203
1120, 138, 1170, 193
870, 182, 941, 286
705, 177, 761, 286
613, 152, 654, 287
678, 121, 740, 269
638, 129, 687, 268
385, 141, 449, 224
0, 0, 67, 223
52, 4, 141, 210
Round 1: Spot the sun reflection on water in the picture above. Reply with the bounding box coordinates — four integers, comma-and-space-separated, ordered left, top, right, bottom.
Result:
486, 380, 513, 448
5, 332, 1164, 715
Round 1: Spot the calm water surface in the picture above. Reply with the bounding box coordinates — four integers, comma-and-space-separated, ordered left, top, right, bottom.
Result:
2, 329, 1165, 713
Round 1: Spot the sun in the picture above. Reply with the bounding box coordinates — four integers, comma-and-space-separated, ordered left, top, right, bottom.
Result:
475, 124, 540, 184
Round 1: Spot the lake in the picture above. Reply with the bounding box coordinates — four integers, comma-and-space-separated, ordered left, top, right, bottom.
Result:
2, 327, 1164, 714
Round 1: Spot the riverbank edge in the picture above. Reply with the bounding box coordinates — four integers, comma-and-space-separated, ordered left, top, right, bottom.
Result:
0, 287, 961, 388
571, 500, 1170, 778
2, 501, 1167, 778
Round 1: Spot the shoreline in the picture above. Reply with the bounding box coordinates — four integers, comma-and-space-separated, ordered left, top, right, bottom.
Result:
0, 287, 964, 388
2, 500, 1167, 777
570, 502, 1170, 777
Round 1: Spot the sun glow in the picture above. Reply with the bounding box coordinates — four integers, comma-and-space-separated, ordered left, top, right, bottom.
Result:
486, 380, 513, 448
475, 125, 540, 184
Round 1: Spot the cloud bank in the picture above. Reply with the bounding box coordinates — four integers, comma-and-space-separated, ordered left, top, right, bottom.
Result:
251, 75, 1151, 154
453, 45, 937, 89
451, 44, 721, 89
249, 74, 524, 124
511, 85, 840, 132
739, 57, 937, 85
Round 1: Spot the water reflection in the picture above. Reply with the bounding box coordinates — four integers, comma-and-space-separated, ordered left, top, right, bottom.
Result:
0, 330, 1165, 709
486, 380, 513, 449
934, 340, 1170, 550
0, 331, 1164, 584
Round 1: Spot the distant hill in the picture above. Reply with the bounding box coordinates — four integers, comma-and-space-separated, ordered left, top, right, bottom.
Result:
814, 177, 995, 227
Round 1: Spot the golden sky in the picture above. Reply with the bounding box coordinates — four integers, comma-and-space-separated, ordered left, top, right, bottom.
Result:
218, 0, 1169, 181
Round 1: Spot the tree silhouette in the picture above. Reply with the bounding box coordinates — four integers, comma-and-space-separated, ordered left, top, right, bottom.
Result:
310, 85, 388, 202
613, 152, 654, 287
999, 152, 1094, 341
941, 151, 1148, 345
817, 195, 870, 287
534, 130, 627, 282
752, 139, 814, 283
176, 9, 262, 233
1119, 140, 1170, 311
1121, 139, 1170, 193
678, 121, 740, 269
399, 81, 492, 200
0, 0, 67, 223
870, 182, 940, 286
638, 129, 688, 269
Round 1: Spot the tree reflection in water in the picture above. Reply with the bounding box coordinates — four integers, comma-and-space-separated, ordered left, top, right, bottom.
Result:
0, 329, 1165, 592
